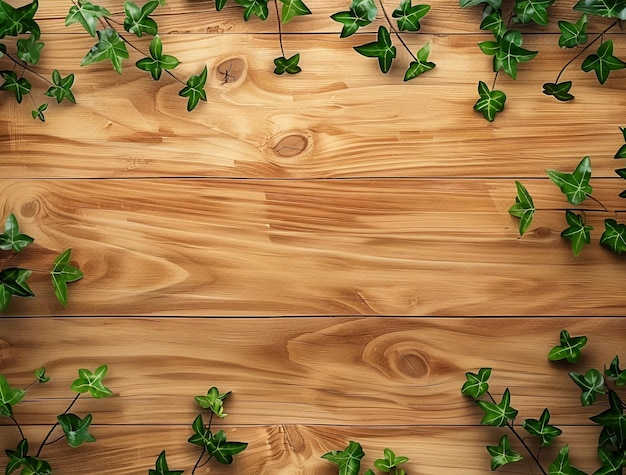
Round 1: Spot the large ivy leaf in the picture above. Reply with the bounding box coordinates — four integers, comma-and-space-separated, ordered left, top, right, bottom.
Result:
594, 446, 626, 475
574, 0, 626, 19
19, 456, 51, 475
331, 0, 377, 38
582, 40, 626, 85
0, 213, 34, 252
273, 53, 301, 74
50, 248, 84, 307
5, 438, 28, 475
460, 0, 502, 10
392, 0, 430, 32
57, 413, 96, 447
508, 180, 535, 235
461, 367, 491, 399
0, 0, 40, 40
136, 35, 180, 80
590, 390, 626, 445
179, 65, 208, 111
194, 386, 231, 417
71, 364, 113, 398
65, 0, 111, 37
548, 329, 587, 363
354, 26, 396, 73
569, 368, 605, 406
523, 408, 563, 446
206, 430, 248, 465
0, 71, 31, 103
474, 80, 506, 122
492, 31, 538, 79
188, 414, 212, 447
558, 15, 588, 48
149, 450, 184, 475
480, 9, 506, 37
487, 434, 523, 470
234, 0, 269, 20
278, 0, 311, 23
80, 28, 129, 74
124, 0, 159, 37
0, 268, 34, 311
45, 69, 76, 103
547, 156, 592, 205
16, 33, 43, 65
404, 43, 436, 80
0, 374, 26, 417
606, 356, 626, 386
549, 445, 588, 475
514, 0, 555, 25
321, 441, 365, 475
601, 219, 626, 255
543, 81, 574, 101
561, 210, 593, 256
216, 0, 228, 10
476, 388, 518, 427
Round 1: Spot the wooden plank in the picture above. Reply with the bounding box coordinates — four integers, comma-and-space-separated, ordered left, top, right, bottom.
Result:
0, 317, 623, 425
2, 33, 626, 179
1, 179, 625, 316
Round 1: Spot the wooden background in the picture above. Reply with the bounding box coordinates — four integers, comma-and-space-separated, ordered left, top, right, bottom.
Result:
1, 0, 625, 473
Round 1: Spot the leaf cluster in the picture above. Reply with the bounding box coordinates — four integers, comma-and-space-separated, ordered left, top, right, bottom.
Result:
322, 441, 409, 475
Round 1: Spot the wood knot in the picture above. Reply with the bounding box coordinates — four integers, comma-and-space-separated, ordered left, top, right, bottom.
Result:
533, 226, 551, 238
364, 339, 432, 381
20, 199, 41, 219
215, 57, 246, 86
267, 131, 314, 165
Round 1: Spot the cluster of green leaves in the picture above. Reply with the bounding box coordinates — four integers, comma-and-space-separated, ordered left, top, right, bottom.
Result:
150, 386, 248, 475
0, 213, 83, 311
509, 130, 626, 257
331, 0, 435, 81
2, 365, 112, 475
462, 330, 626, 474
0, 0, 75, 121
322, 441, 409, 475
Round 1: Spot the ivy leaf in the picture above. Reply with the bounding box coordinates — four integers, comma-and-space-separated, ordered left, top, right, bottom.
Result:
581, 40, 626, 85
543, 81, 574, 101
606, 356, 626, 386
594, 446, 626, 475
590, 390, 626, 444
34, 367, 50, 383
549, 445, 588, 475
206, 430, 248, 465
234, 0, 269, 21
45, 69, 76, 104
124, 0, 159, 37
548, 330, 587, 363
179, 65, 208, 111
5, 438, 28, 475
508, 181, 535, 236
0, 269, 34, 313
480, 9, 506, 37
31, 103, 47, 122
321, 441, 365, 475
0, 374, 26, 417
373, 448, 409, 471
20, 456, 51, 475
136, 35, 180, 80
51, 248, 83, 307
273, 53, 301, 74
601, 219, 626, 255
461, 367, 491, 399
492, 31, 538, 79
278, 0, 311, 23
149, 450, 184, 475
392, 0, 430, 32
65, 0, 111, 37
354, 26, 397, 74
80, 28, 129, 75
331, 0, 377, 38
573, 0, 626, 19
523, 408, 563, 446
560, 211, 592, 257
16, 33, 44, 65
474, 80, 506, 122
188, 414, 212, 447
0, 71, 31, 103
71, 364, 113, 398
216, 0, 228, 10
514, 0, 555, 25
476, 388, 518, 427
569, 368, 605, 406
57, 413, 96, 447
404, 43, 436, 80
547, 156, 592, 206
614, 128, 626, 158
0, 0, 40, 39
194, 386, 231, 417
558, 15, 588, 48
0, 213, 34, 252
460, 0, 502, 10
487, 434, 523, 470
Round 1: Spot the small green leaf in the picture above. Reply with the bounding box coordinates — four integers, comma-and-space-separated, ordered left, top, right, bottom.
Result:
605, 356, 626, 386
65, 0, 111, 37
31, 103, 47, 122
51, 248, 83, 307
600, 219, 626, 255
354, 26, 397, 73
480, 9, 506, 37
548, 330, 587, 363
476, 388, 518, 427
522, 408, 563, 446
462, 367, 491, 399
546, 156, 592, 205
543, 81, 574, 101
474, 80, 506, 122
273, 53, 301, 74
136, 35, 180, 80
590, 390, 626, 445
5, 438, 28, 475
404, 43, 436, 80
57, 413, 96, 447
234, 0, 269, 20
460, 0, 502, 9
45, 70, 76, 104
179, 65, 208, 111
124, 0, 159, 37
0, 214, 34, 252
487, 434, 523, 470
0, 374, 26, 417
34, 367, 50, 383
558, 15, 588, 48
206, 430, 248, 465
560, 210, 592, 257
71, 364, 113, 398
188, 413, 212, 447
569, 368, 605, 406
321, 441, 365, 475
573, 0, 626, 19
0, 71, 31, 103
80, 28, 130, 74
149, 450, 184, 475
581, 40, 626, 85
331, 0, 377, 38
373, 448, 409, 471
278, 0, 311, 23
0, 268, 34, 298
492, 31, 538, 79
594, 446, 626, 475
392, 0, 430, 32
194, 386, 231, 417
16, 33, 44, 65
19, 456, 51, 475
549, 445, 588, 475
514, 0, 555, 25
508, 181, 535, 236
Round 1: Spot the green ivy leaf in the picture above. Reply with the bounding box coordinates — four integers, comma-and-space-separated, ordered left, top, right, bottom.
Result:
149, 450, 184, 475
136, 35, 180, 80
474, 80, 506, 122
606, 356, 626, 386
57, 413, 96, 447
558, 15, 588, 48
71, 364, 113, 398
273, 53, 301, 74
514, 0, 555, 25
508, 181, 535, 236
480, 9, 506, 37
0, 0, 40, 40
570, 368, 605, 406
574, 0, 626, 19
460, 0, 502, 10
0, 374, 26, 417
331, 0, 377, 38
31, 103, 47, 122
124, 0, 159, 37
601, 219, 626, 255
206, 430, 248, 465
354, 26, 397, 74
278, 0, 311, 23
549, 445, 588, 475
522, 408, 563, 446
594, 446, 626, 475
590, 390, 626, 444
0, 268, 34, 311
188, 414, 212, 447
581, 40, 626, 85
34, 367, 50, 383
5, 438, 28, 475
65, 0, 111, 37
542, 81, 574, 101
392, 0, 430, 32
476, 388, 518, 427
492, 31, 538, 79
216, 0, 228, 10
179, 65, 208, 111
546, 156, 592, 206
560, 211, 592, 256
0, 71, 31, 103
234, 0, 269, 20
45, 69, 76, 104
614, 127, 626, 158
16, 33, 43, 65
404, 43, 436, 80
80, 28, 129, 75
487, 434, 523, 470
373, 448, 409, 471
20, 456, 51, 475
321, 441, 365, 475
0, 213, 34, 252
51, 248, 83, 307
194, 387, 231, 417
461, 367, 491, 399
548, 330, 587, 363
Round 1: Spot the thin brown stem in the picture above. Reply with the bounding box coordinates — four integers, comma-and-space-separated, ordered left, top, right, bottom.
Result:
378, 0, 418, 61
